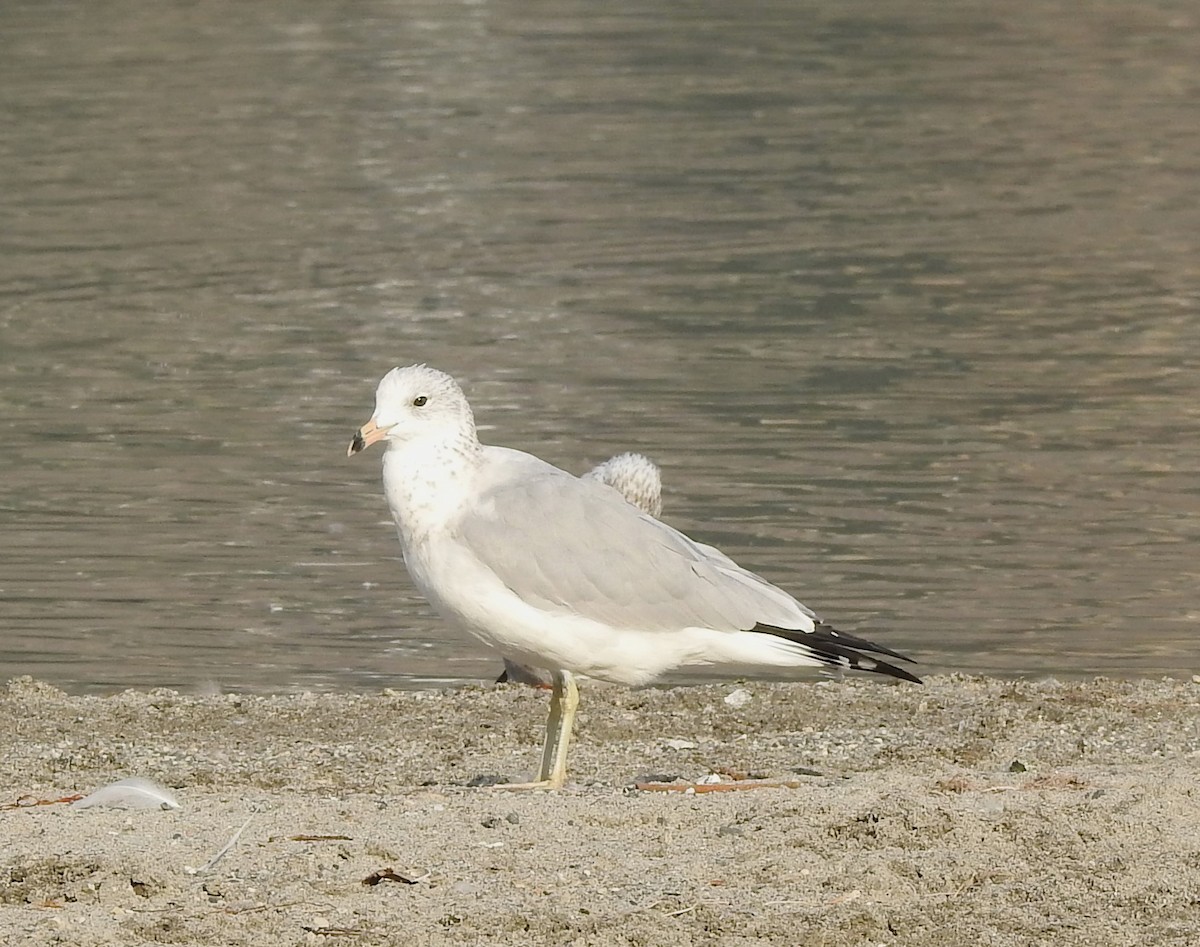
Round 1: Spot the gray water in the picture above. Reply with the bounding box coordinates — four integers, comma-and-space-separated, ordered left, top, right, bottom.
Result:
2, 0, 1197, 694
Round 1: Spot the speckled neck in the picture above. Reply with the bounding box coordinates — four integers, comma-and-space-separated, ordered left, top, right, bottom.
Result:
380, 428, 483, 550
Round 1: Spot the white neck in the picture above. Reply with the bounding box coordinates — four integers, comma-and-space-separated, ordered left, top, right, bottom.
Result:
381, 432, 482, 550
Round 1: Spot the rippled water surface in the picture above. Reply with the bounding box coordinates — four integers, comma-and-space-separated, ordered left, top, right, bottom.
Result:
2, 1, 1198, 692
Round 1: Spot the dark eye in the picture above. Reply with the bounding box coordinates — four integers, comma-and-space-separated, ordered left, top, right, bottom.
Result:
412, 395, 428, 407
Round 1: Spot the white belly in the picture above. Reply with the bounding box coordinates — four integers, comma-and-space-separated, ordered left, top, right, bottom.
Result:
400, 532, 824, 685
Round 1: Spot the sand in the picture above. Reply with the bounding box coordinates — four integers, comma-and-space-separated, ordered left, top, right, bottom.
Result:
2, 673, 1198, 946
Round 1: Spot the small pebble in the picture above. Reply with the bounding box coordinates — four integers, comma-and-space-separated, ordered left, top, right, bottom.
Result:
466, 774, 512, 788
724, 687, 752, 708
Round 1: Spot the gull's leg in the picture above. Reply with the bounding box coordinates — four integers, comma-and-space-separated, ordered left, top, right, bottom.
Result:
488, 669, 578, 791
536, 670, 578, 787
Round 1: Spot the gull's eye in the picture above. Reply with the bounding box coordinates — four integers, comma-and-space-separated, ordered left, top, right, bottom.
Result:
412, 395, 428, 407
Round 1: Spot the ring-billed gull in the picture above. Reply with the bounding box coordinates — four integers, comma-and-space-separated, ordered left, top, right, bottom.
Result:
585, 451, 663, 518
498, 452, 663, 686
348, 365, 919, 789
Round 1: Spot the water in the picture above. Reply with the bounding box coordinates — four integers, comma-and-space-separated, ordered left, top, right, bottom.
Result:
1, 0, 1197, 693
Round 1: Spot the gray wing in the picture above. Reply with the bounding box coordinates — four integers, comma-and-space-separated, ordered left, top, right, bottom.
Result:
453, 465, 817, 633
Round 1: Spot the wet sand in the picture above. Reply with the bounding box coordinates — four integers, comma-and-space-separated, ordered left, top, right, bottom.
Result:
2, 674, 1198, 946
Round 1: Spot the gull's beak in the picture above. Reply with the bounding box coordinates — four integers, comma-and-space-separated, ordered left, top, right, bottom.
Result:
347, 417, 393, 457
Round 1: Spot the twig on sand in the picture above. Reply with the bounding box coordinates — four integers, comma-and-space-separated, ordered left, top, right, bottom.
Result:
361, 868, 428, 886
192, 814, 254, 874
301, 925, 365, 936
1, 793, 84, 810
635, 779, 803, 793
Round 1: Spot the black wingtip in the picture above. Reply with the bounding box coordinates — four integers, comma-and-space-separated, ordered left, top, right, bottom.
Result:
751, 622, 923, 685
860, 657, 923, 685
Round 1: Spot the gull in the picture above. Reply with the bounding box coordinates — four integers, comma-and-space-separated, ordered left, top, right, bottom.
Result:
498, 451, 663, 687
347, 365, 920, 789
584, 451, 663, 518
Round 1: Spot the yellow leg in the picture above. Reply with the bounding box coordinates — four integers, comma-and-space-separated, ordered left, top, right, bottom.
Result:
490, 670, 578, 791
537, 670, 579, 787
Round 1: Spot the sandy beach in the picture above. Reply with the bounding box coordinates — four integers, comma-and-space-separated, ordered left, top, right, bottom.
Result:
2, 674, 1198, 946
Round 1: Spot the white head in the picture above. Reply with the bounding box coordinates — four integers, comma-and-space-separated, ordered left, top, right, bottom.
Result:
347, 364, 477, 457
585, 451, 663, 518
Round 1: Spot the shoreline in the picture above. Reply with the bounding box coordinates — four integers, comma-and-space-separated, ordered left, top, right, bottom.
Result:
2, 674, 1198, 946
